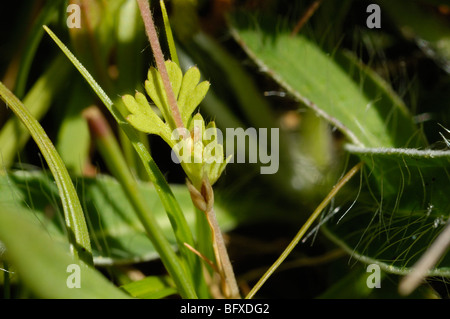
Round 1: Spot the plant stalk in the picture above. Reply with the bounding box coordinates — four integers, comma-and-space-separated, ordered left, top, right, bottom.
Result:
188, 179, 240, 298
290, 0, 323, 36
399, 218, 450, 296
206, 205, 240, 299
246, 162, 362, 299
137, 0, 184, 131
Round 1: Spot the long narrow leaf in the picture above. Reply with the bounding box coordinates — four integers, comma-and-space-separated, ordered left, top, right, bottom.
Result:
0, 81, 92, 264
160, 0, 180, 67
0, 55, 72, 168
14, 1, 59, 98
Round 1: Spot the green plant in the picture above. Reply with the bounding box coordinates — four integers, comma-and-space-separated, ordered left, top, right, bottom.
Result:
1, 0, 449, 300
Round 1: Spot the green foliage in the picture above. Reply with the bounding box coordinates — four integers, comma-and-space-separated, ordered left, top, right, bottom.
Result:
0, 170, 235, 265
43, 24, 200, 299
229, 12, 424, 149
121, 275, 177, 299
327, 145, 450, 276
0, 82, 92, 265
1, 0, 450, 299
229, 6, 450, 281
0, 205, 129, 299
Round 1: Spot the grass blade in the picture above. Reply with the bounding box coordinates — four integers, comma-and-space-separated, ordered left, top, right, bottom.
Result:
14, 1, 58, 98
246, 162, 362, 299
0, 81, 92, 265
0, 55, 72, 168
160, 0, 180, 67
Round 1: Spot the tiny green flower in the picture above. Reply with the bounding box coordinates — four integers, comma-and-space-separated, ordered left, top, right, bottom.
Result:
122, 60, 230, 190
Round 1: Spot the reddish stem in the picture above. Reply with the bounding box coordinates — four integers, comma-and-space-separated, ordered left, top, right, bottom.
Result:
290, 0, 323, 36
137, 0, 184, 131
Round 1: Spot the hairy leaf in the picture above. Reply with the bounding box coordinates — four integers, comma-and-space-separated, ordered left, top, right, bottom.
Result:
229, 13, 423, 148
230, 11, 450, 278
0, 170, 235, 265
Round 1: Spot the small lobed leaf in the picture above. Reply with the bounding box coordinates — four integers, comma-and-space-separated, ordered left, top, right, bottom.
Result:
178, 66, 209, 126
122, 94, 141, 114
145, 60, 182, 128
178, 66, 201, 109
146, 68, 170, 123
133, 61, 211, 142
188, 112, 206, 137
123, 58, 223, 189
208, 155, 232, 186
123, 93, 171, 140
183, 81, 210, 127
134, 91, 153, 115
166, 60, 183, 97
144, 62, 211, 128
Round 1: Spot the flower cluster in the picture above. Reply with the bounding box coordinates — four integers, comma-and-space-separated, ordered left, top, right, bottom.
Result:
122, 60, 230, 189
